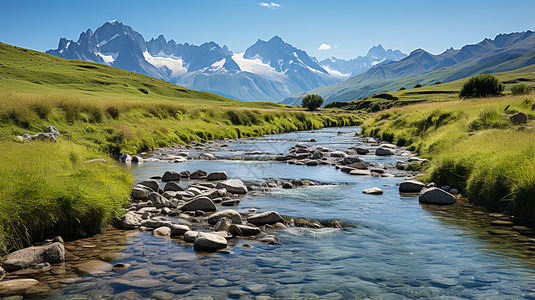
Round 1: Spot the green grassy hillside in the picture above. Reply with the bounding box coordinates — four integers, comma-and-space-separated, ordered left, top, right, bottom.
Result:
0, 43, 360, 254
285, 50, 535, 105
325, 65, 535, 112
361, 93, 535, 217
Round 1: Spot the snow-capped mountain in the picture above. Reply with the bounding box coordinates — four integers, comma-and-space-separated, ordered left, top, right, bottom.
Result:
47, 21, 344, 101
319, 45, 407, 78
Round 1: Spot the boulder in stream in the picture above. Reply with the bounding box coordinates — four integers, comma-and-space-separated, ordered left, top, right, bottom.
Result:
419, 187, 456, 205
2, 242, 64, 271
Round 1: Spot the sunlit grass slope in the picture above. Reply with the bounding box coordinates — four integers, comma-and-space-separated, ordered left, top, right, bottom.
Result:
325, 65, 535, 112
361, 94, 535, 217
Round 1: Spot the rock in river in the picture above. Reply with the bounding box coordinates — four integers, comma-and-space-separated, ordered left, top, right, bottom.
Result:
190, 169, 208, 179
419, 187, 456, 205
74, 260, 112, 275
2, 242, 64, 271
162, 171, 181, 182
375, 147, 395, 156
138, 180, 159, 192
153, 226, 171, 237
163, 181, 184, 192
399, 180, 426, 193
207, 171, 228, 181
180, 197, 216, 212
120, 212, 143, 229
247, 211, 283, 226
0, 279, 39, 296
229, 224, 261, 236
207, 209, 243, 225
363, 187, 384, 195
193, 233, 227, 251
131, 187, 151, 200
216, 179, 248, 194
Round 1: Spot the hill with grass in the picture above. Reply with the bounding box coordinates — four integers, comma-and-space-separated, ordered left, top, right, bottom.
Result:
283, 31, 535, 105
0, 42, 359, 255
360, 88, 535, 217
324, 64, 535, 112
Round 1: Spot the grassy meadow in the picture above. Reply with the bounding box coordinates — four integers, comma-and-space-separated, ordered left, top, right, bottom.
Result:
361, 93, 535, 217
0, 42, 361, 254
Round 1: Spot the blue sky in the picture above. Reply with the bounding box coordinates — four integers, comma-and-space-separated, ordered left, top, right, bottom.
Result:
1, 0, 533, 60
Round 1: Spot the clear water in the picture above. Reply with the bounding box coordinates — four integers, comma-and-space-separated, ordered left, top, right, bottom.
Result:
51, 127, 535, 299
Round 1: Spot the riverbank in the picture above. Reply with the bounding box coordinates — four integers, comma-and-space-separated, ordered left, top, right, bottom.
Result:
361, 94, 535, 217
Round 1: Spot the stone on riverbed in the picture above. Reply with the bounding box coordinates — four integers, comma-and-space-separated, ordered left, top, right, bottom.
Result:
399, 180, 426, 193
150, 192, 171, 209
193, 233, 227, 251
207, 209, 243, 225
2, 242, 64, 271
0, 267, 4, 281
247, 211, 283, 226
216, 179, 248, 194
229, 224, 261, 237
363, 187, 384, 195
0, 278, 39, 296
74, 260, 112, 275
207, 171, 228, 181
153, 226, 171, 237
213, 217, 232, 232
282, 182, 293, 189
180, 197, 216, 212
340, 155, 363, 165
131, 187, 151, 200
190, 169, 208, 179
349, 169, 371, 176
221, 199, 240, 206
138, 180, 159, 192
162, 171, 181, 182
120, 212, 143, 229
198, 153, 216, 160
184, 231, 200, 242
355, 147, 369, 155
419, 187, 456, 205
375, 147, 395, 156
170, 224, 190, 236
330, 151, 347, 158
163, 181, 184, 192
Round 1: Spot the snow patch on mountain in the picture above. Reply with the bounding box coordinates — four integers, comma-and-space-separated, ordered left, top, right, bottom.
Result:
143, 51, 187, 76
322, 66, 351, 79
232, 53, 283, 80
96, 52, 118, 64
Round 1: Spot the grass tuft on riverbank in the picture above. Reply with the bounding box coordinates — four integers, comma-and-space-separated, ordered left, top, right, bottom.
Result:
0, 141, 132, 254
361, 93, 535, 217
0, 42, 361, 254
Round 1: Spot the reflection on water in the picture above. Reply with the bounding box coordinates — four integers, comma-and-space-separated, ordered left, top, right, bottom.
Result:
47, 127, 535, 299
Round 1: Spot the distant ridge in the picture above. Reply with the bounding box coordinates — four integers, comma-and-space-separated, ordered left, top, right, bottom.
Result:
282, 30, 535, 105
46, 21, 406, 102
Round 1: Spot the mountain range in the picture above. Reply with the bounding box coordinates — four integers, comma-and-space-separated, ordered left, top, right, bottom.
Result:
283, 30, 535, 105
47, 20, 406, 102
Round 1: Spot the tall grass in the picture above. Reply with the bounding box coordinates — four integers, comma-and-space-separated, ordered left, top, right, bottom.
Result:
361, 95, 535, 217
0, 141, 131, 255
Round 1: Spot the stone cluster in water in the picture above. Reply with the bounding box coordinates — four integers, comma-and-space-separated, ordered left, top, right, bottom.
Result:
122, 169, 350, 253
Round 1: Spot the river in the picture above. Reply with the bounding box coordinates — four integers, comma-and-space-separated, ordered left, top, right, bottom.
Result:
46, 127, 535, 299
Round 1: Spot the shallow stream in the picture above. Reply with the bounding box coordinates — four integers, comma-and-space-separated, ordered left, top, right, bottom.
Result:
41, 127, 535, 299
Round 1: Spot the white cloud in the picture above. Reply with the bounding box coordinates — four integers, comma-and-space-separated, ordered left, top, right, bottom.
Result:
318, 43, 332, 51
258, 2, 281, 9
